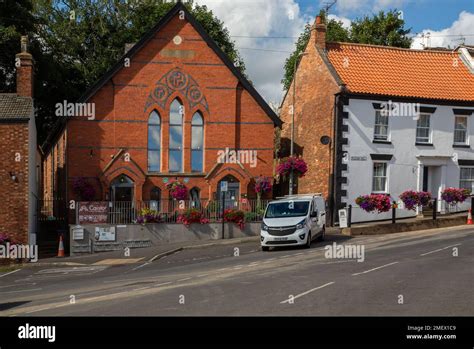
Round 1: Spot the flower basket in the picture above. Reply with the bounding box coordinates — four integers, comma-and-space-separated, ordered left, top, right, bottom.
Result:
166, 180, 188, 200
177, 208, 209, 227
72, 177, 95, 201
441, 187, 471, 205
399, 190, 432, 211
135, 208, 161, 224
355, 194, 391, 213
254, 176, 272, 195
276, 156, 308, 180
223, 209, 245, 230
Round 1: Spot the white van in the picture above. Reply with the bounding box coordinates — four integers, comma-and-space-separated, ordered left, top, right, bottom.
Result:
260, 194, 326, 251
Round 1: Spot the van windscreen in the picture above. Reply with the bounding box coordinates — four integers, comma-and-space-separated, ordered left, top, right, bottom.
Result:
265, 201, 310, 218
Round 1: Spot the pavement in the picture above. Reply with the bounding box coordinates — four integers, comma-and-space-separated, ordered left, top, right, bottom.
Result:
0, 225, 472, 316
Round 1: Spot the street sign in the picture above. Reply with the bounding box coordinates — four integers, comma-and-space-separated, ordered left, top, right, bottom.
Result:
220, 181, 228, 192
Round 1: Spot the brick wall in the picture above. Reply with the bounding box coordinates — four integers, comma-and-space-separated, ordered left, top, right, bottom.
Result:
63, 14, 276, 203
0, 122, 29, 243
279, 24, 340, 200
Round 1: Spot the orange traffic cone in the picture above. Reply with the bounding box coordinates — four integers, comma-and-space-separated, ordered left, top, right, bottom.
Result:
57, 234, 65, 258
467, 209, 473, 225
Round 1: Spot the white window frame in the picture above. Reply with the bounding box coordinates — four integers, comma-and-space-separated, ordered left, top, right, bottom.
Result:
416, 113, 432, 144
373, 110, 390, 141
459, 166, 474, 193
371, 161, 389, 194
454, 115, 469, 145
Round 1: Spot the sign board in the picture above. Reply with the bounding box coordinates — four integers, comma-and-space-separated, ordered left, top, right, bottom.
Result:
94, 226, 116, 242
338, 208, 348, 228
350, 156, 368, 161
72, 226, 84, 240
78, 202, 108, 225
220, 181, 228, 192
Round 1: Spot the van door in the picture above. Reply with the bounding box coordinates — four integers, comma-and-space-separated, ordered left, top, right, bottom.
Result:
309, 200, 318, 235
318, 198, 326, 229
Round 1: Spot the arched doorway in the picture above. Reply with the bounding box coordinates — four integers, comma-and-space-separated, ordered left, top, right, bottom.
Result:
109, 174, 135, 224
110, 174, 134, 202
190, 187, 200, 208
218, 175, 240, 209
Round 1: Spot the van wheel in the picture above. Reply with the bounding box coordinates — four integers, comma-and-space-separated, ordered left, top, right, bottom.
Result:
262, 246, 270, 252
304, 232, 312, 248
318, 225, 326, 241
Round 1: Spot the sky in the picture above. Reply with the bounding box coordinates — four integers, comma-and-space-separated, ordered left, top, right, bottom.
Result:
194, 0, 474, 105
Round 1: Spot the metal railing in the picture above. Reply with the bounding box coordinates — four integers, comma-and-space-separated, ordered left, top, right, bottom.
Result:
344, 197, 472, 226
78, 199, 269, 225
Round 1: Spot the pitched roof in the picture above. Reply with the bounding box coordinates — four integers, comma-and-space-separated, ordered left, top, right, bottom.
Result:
0, 94, 33, 121
326, 42, 474, 102
77, 2, 281, 126
43, 2, 281, 151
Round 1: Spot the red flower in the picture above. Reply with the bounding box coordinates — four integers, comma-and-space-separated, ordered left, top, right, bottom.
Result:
276, 156, 308, 180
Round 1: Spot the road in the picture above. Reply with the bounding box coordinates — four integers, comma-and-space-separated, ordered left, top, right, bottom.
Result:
0, 225, 473, 316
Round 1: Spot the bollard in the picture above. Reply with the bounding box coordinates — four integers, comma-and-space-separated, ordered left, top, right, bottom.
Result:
392, 201, 396, 224
348, 204, 352, 228
433, 198, 437, 220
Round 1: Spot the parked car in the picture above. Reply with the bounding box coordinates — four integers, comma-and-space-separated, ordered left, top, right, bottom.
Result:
260, 194, 326, 251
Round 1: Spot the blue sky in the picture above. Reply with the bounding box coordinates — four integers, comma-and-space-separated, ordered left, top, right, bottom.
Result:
296, 0, 474, 34
199, 0, 474, 103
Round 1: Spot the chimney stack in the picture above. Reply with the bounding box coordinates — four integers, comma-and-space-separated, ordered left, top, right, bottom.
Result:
16, 36, 34, 98
314, 16, 327, 49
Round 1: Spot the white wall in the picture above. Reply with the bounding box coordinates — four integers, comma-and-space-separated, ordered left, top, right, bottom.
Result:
343, 98, 474, 223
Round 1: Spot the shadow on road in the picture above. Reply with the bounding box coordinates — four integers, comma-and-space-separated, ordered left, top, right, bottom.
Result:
0, 300, 31, 312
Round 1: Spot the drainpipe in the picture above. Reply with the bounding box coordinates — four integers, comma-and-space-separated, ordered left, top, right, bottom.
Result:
331, 94, 339, 226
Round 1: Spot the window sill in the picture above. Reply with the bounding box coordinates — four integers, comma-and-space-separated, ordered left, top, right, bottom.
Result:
453, 144, 470, 149
372, 140, 392, 144
415, 142, 433, 147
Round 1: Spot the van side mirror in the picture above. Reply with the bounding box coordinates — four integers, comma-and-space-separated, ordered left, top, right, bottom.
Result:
310, 211, 318, 218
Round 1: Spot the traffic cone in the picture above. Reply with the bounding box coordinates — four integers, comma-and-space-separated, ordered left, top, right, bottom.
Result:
57, 234, 65, 258
467, 209, 473, 225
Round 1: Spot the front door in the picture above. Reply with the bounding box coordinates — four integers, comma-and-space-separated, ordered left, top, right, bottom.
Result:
218, 175, 240, 209
423, 166, 429, 192
114, 187, 133, 202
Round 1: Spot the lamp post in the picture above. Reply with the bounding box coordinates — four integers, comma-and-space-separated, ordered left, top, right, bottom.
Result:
289, 52, 307, 195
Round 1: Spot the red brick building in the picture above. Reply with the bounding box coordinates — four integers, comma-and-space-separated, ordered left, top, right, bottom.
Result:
42, 3, 280, 215
0, 36, 39, 244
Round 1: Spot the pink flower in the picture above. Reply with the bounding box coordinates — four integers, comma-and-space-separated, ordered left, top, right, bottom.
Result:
277, 156, 308, 179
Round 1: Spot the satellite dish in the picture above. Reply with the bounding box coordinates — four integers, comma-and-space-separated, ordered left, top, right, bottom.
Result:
320, 136, 331, 145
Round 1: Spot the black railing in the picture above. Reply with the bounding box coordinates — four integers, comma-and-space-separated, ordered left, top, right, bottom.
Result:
78, 199, 269, 225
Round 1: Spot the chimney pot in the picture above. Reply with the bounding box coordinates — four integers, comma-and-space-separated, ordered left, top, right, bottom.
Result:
21, 35, 28, 53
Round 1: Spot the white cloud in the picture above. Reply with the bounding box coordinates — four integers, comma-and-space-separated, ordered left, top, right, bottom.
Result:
195, 0, 311, 104
328, 14, 352, 28
411, 11, 474, 49
330, 0, 409, 15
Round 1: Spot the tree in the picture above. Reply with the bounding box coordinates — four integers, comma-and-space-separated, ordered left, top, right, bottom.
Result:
350, 10, 411, 47
282, 9, 412, 91
0, 0, 37, 92
1, 0, 246, 142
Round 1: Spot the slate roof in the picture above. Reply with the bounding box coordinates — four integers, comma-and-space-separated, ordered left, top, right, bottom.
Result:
0, 94, 33, 121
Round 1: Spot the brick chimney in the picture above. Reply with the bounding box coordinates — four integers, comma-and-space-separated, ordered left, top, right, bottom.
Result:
16, 36, 34, 98
314, 16, 327, 49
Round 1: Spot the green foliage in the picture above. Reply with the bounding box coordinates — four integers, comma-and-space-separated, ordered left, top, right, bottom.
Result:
350, 10, 412, 47
0, 0, 246, 142
282, 9, 411, 91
